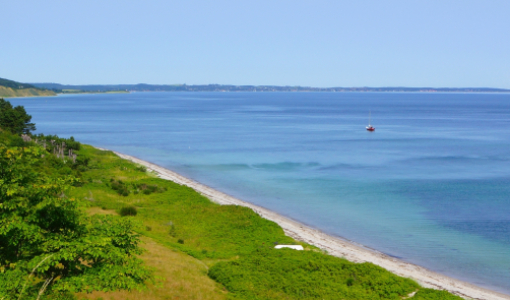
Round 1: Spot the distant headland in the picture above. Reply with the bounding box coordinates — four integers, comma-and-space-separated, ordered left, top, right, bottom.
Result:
0, 77, 56, 98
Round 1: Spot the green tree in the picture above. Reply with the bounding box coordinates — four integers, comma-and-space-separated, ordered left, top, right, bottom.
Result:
0, 98, 36, 135
0, 144, 152, 299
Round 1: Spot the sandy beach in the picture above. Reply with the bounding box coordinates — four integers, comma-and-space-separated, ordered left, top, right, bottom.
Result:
103, 148, 510, 300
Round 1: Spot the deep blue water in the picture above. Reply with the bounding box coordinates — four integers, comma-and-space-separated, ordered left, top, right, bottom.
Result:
10, 92, 510, 294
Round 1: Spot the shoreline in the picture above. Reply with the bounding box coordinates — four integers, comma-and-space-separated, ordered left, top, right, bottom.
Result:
100, 147, 510, 300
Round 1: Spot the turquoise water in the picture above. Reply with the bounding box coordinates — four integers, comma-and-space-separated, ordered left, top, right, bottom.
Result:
11, 92, 510, 294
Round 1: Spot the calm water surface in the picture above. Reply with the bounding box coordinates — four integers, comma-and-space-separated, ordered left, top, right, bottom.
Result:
11, 92, 510, 294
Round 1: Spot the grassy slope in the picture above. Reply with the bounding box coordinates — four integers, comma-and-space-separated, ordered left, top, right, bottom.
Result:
67, 145, 462, 300
79, 209, 227, 300
0, 86, 56, 97
0, 77, 56, 97
79, 233, 227, 300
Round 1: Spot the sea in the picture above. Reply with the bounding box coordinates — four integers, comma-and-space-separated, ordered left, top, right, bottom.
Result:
10, 92, 510, 294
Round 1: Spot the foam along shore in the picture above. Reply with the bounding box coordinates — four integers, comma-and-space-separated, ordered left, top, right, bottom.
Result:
100, 147, 510, 300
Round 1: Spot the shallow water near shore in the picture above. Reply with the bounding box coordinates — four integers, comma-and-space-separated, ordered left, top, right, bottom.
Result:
11, 92, 510, 294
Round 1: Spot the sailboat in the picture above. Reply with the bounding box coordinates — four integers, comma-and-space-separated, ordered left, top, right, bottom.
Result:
366, 111, 375, 131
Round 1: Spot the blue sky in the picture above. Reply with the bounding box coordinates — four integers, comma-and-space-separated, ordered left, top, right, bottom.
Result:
1, 1, 509, 88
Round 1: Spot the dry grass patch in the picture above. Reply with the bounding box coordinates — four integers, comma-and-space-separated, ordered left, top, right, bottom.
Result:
77, 237, 227, 300
86, 207, 118, 216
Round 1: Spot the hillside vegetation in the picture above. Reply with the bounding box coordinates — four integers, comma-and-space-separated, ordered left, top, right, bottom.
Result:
69, 147, 466, 300
0, 77, 56, 97
0, 99, 464, 300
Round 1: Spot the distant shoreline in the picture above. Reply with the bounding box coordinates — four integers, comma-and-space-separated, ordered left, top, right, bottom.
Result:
31, 82, 510, 93
2, 91, 129, 98
99, 146, 510, 300
58, 90, 130, 95
5, 88, 509, 99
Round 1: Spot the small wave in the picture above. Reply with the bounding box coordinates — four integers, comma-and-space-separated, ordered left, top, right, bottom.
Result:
408, 155, 509, 163
251, 162, 320, 171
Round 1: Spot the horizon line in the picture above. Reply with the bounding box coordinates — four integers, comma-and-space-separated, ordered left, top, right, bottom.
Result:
29, 82, 510, 91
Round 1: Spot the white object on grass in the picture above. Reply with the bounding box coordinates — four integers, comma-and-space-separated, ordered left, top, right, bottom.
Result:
274, 245, 304, 250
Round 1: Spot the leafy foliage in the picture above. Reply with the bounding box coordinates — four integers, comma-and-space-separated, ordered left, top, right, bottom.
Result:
136, 183, 167, 195
109, 178, 167, 197
110, 179, 130, 196
0, 135, 152, 299
35, 134, 81, 151
0, 98, 36, 134
120, 205, 138, 216
209, 248, 420, 300
135, 165, 147, 172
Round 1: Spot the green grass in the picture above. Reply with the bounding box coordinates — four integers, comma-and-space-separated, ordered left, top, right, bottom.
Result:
0, 86, 56, 98
71, 146, 299, 260
411, 289, 465, 300
63, 144, 464, 300
78, 236, 228, 300
0, 131, 465, 300
209, 248, 421, 300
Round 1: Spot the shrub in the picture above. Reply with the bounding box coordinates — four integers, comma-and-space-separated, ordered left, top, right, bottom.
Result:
120, 206, 137, 217
177, 239, 184, 244
169, 224, 176, 237
135, 165, 147, 172
110, 179, 130, 196
135, 183, 166, 196
346, 278, 354, 286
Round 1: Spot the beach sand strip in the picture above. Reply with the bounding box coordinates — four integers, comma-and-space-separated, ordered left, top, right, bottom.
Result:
102, 148, 510, 300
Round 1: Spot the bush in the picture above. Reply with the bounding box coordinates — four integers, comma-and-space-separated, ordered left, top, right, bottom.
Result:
169, 224, 176, 237
346, 278, 354, 286
8, 135, 28, 147
110, 179, 130, 196
120, 206, 138, 217
135, 165, 147, 172
135, 183, 166, 196
177, 239, 184, 244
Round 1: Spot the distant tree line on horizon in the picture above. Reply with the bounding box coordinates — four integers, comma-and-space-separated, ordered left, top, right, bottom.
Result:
30, 82, 510, 93
2, 76, 509, 94
0, 77, 40, 90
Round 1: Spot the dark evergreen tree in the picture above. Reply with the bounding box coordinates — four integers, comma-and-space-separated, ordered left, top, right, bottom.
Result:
0, 98, 36, 135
